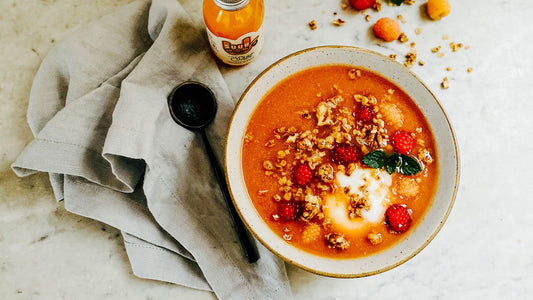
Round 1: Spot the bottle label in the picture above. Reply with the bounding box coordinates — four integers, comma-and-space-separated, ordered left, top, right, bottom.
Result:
206, 25, 263, 66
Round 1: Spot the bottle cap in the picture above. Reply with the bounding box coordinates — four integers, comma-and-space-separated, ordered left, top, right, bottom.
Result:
213, 0, 250, 11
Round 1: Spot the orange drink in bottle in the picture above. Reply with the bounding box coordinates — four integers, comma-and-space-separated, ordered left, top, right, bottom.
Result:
203, 0, 264, 66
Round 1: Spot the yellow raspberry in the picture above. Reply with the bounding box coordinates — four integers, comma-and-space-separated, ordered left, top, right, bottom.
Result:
373, 17, 401, 42
379, 102, 404, 129
427, 0, 451, 20
301, 223, 322, 243
395, 177, 420, 198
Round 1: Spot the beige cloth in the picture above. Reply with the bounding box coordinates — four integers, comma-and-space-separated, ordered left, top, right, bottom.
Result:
12, 0, 291, 298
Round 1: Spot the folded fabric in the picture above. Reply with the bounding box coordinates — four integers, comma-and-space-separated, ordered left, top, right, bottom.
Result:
12, 0, 292, 298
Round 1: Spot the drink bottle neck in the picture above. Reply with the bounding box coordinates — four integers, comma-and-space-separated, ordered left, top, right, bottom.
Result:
213, 0, 250, 11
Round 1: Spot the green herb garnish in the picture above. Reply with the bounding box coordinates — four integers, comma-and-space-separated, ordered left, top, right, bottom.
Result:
385, 153, 400, 175
362, 150, 422, 176
398, 154, 422, 175
361, 150, 385, 169
389, 0, 405, 5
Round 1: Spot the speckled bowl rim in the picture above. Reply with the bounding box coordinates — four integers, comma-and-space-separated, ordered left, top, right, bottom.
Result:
225, 45, 460, 277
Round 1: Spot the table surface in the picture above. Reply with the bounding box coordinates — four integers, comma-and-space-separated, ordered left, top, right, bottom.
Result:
1, 0, 532, 299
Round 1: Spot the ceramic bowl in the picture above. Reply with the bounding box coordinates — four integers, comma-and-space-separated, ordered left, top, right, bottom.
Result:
225, 46, 459, 277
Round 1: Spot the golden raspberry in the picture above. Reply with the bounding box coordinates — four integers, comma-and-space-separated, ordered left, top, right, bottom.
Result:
373, 17, 401, 42
301, 223, 322, 243
427, 0, 451, 20
379, 102, 404, 129
395, 177, 420, 198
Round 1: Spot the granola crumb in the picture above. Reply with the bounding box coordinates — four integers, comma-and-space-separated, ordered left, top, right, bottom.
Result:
347, 193, 370, 219
398, 32, 408, 43
368, 231, 383, 245
348, 69, 362, 79
374, 1, 382, 11
431, 46, 441, 53
308, 20, 317, 30
263, 160, 274, 170
418, 60, 425, 66
415, 27, 422, 35
333, 18, 346, 26
441, 77, 449, 89
449, 42, 462, 52
244, 132, 254, 143
404, 0, 415, 4
418, 148, 434, 164
467, 67, 473, 73
437, 52, 445, 58
446, 67, 452, 71
365, 15, 372, 22
442, 34, 449, 40
341, 3, 348, 10
404, 51, 417, 68
397, 15, 406, 24
326, 233, 350, 250
389, 54, 397, 59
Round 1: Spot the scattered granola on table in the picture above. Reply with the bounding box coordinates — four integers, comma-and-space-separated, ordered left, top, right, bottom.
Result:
308, 20, 317, 30
441, 77, 450, 89
332, 18, 346, 26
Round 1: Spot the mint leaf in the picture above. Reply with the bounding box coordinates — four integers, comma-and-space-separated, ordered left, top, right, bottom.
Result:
389, 0, 405, 5
385, 153, 400, 175
398, 155, 422, 175
362, 151, 421, 176
362, 150, 386, 169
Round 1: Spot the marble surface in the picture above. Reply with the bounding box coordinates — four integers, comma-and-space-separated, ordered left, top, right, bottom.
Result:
1, 0, 532, 299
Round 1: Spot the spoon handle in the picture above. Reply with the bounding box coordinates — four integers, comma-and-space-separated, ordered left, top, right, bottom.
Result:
200, 129, 260, 263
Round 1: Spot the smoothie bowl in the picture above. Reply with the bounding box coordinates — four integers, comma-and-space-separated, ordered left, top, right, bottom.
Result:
225, 46, 459, 277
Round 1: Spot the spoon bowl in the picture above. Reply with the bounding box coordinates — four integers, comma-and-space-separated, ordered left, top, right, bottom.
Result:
168, 81, 217, 130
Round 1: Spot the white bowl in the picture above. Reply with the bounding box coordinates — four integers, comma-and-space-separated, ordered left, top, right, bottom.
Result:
225, 46, 460, 277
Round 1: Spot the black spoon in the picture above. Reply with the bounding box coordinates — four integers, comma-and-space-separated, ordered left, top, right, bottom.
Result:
168, 81, 259, 264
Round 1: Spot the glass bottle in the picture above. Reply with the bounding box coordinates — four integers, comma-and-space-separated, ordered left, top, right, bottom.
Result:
203, 0, 264, 66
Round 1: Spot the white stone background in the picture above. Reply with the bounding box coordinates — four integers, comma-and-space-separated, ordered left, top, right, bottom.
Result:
1, 0, 532, 299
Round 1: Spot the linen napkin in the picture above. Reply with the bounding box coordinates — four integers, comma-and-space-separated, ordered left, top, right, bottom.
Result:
11, 0, 292, 298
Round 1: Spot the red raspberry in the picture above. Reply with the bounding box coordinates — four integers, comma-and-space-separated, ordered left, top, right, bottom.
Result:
385, 204, 411, 233
392, 130, 415, 155
278, 202, 299, 221
354, 106, 374, 123
332, 144, 361, 165
292, 163, 313, 186
349, 0, 376, 10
